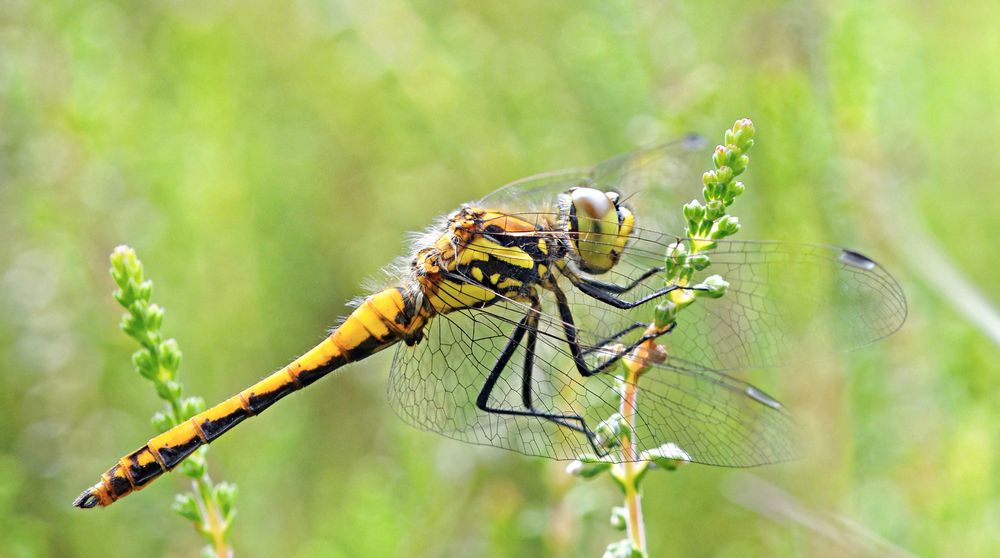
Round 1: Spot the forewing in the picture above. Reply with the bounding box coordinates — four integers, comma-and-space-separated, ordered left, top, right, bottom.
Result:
617, 231, 908, 370
443, 221, 907, 371
476, 137, 706, 222
387, 137, 905, 464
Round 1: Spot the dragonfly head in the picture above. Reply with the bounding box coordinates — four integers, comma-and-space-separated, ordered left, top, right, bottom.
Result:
563, 186, 634, 274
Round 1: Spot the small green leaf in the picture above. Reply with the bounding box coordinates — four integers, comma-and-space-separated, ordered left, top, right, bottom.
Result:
132, 349, 156, 379
654, 300, 678, 328
595, 414, 624, 449
709, 215, 740, 239
160, 339, 183, 372
145, 304, 164, 332
179, 457, 206, 479
693, 275, 729, 299
172, 493, 202, 523
609, 506, 627, 531
687, 253, 711, 271
213, 481, 239, 520
566, 457, 612, 479
641, 443, 692, 471
180, 397, 206, 420
603, 539, 642, 558
156, 379, 183, 401
151, 411, 175, 433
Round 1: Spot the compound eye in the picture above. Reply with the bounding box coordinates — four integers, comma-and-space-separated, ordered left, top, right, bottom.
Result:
571, 187, 613, 220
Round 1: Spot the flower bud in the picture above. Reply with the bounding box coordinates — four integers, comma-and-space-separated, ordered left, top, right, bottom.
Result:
213, 481, 239, 520
710, 215, 740, 239
730, 154, 750, 175
172, 493, 202, 523
654, 300, 678, 328
687, 253, 711, 271
137, 279, 153, 303
157, 379, 183, 402
181, 396, 205, 420
160, 339, 182, 372
712, 145, 729, 169
682, 200, 705, 223
731, 118, 755, 149
595, 414, 625, 449
704, 200, 725, 220
642, 443, 692, 471
694, 274, 729, 298
133, 349, 156, 379
566, 457, 612, 479
610, 506, 628, 531
151, 411, 175, 433
664, 241, 687, 279
180, 456, 205, 478
145, 304, 164, 332
727, 180, 745, 200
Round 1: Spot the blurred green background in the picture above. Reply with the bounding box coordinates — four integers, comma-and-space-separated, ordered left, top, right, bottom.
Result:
1, 0, 997, 556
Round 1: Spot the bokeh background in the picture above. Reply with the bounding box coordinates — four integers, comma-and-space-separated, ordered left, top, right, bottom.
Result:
2, 1, 998, 556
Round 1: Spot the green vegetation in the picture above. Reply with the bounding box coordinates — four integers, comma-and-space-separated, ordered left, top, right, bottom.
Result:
0, 2, 997, 557
568, 119, 755, 558
108, 246, 236, 557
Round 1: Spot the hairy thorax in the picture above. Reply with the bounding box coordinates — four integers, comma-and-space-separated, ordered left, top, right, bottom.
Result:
411, 206, 562, 318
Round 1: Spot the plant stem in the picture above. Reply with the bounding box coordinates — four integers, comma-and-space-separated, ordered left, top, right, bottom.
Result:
194, 473, 231, 558
620, 373, 646, 554
619, 325, 664, 556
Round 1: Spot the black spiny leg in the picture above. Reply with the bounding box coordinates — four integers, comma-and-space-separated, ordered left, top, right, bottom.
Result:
475, 293, 599, 451
573, 279, 682, 310
575, 266, 664, 294
518, 310, 591, 435
566, 264, 709, 310
580, 322, 648, 357
550, 284, 672, 378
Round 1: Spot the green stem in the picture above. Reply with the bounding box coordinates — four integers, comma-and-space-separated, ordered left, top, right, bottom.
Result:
619, 326, 665, 557
195, 474, 231, 558
620, 368, 646, 555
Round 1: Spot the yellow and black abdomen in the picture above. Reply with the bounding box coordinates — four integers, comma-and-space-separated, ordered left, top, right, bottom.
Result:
75, 286, 424, 508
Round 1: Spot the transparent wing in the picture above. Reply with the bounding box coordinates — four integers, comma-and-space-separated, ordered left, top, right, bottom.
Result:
388, 137, 905, 464
476, 136, 707, 228
596, 228, 908, 371
386, 278, 800, 465
446, 219, 907, 371
387, 229, 905, 464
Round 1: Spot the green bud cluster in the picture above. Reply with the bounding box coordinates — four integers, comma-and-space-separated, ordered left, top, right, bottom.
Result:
604, 539, 645, 558
656, 119, 754, 328
109, 245, 236, 552
570, 120, 756, 558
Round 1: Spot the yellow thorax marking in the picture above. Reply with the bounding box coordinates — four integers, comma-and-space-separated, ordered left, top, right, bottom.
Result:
459, 237, 534, 269
495, 278, 522, 290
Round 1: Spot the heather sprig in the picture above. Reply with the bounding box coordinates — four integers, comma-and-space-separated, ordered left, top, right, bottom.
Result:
568, 119, 755, 558
110, 246, 237, 558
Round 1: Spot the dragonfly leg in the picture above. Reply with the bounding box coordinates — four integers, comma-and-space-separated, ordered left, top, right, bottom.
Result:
580, 322, 648, 357
475, 293, 597, 446
573, 280, 682, 310
575, 265, 664, 294
550, 283, 671, 377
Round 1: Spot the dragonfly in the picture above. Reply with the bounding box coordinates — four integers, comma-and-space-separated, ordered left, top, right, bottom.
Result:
74, 138, 906, 508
